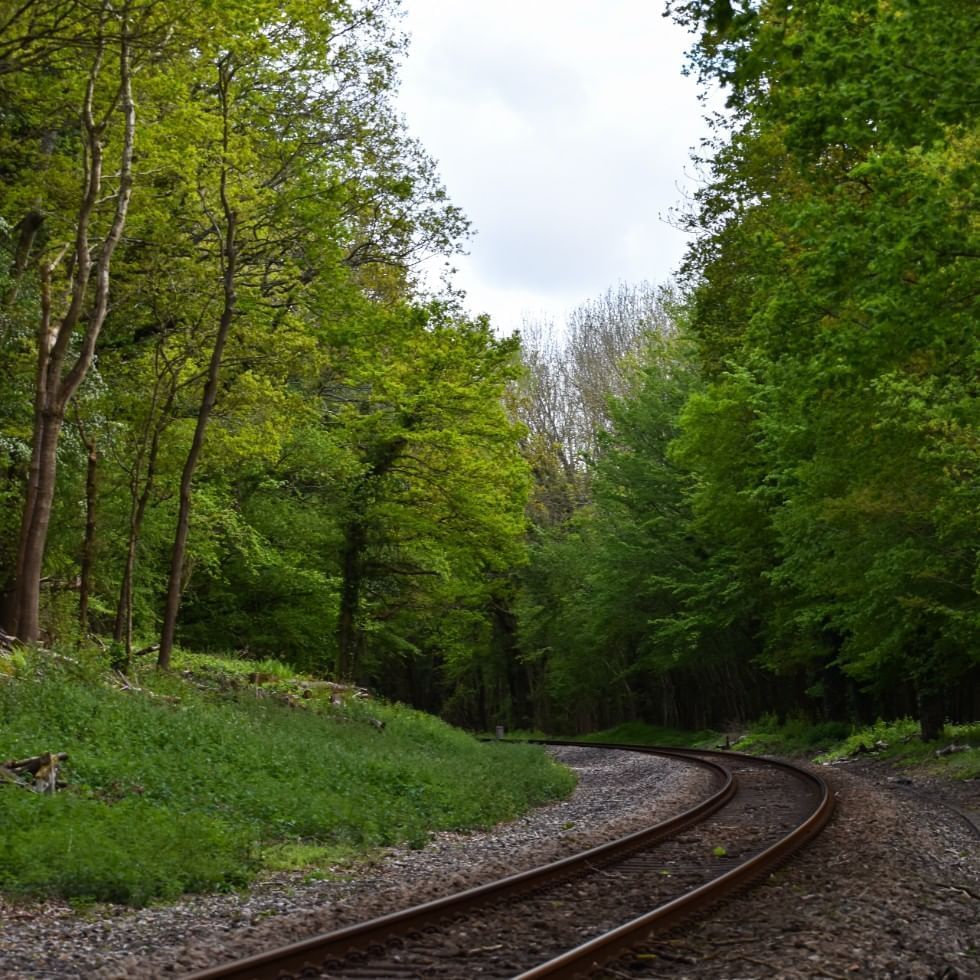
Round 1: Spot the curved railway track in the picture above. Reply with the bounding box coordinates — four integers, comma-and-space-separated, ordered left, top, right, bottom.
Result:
183, 742, 834, 980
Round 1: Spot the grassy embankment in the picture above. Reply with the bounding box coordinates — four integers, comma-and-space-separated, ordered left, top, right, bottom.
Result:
582, 717, 980, 780
0, 648, 574, 906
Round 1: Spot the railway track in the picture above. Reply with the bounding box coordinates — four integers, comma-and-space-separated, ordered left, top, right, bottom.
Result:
184, 742, 834, 980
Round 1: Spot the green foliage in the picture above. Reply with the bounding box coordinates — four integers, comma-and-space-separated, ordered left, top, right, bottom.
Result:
0, 655, 574, 904
732, 715, 854, 756
721, 715, 980, 779
0, 793, 253, 905
172, 302, 532, 700
0, 0, 526, 721
654, 0, 980, 738
814, 719, 980, 780
171, 649, 297, 683
583, 721, 720, 748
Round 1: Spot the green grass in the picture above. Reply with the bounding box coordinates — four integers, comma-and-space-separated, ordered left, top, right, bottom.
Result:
0, 650, 575, 905
581, 721, 721, 748
574, 714, 979, 780
813, 718, 980, 778
728, 714, 853, 757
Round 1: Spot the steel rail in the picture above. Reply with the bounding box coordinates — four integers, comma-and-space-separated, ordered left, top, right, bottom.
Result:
515, 744, 835, 979
182, 746, 733, 980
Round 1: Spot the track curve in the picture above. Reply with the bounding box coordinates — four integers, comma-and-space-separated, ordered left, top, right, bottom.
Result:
183, 742, 833, 980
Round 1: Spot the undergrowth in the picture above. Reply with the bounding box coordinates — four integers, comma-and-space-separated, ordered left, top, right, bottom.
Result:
575, 714, 979, 780
730, 714, 852, 756
581, 721, 720, 748
733, 715, 980, 778
0, 648, 574, 905
813, 718, 980, 778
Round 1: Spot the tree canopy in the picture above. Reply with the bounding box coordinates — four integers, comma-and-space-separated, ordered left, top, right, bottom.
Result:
1, 0, 976, 739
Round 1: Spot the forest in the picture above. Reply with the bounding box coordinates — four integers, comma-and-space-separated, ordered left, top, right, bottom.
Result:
1, 0, 977, 742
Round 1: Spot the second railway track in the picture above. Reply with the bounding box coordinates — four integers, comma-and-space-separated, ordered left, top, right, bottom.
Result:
185, 742, 834, 980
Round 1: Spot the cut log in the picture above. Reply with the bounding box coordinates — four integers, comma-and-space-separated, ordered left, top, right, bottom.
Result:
1, 752, 69, 793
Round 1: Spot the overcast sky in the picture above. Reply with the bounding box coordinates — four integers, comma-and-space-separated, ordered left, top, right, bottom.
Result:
394, 0, 711, 334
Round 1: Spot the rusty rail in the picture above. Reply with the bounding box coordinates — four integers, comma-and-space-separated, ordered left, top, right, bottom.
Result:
182, 742, 832, 980
515, 744, 835, 978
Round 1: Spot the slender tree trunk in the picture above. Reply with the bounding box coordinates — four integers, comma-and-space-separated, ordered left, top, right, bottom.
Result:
156, 237, 237, 668
336, 519, 366, 680
115, 493, 151, 656
158, 62, 238, 669
114, 352, 180, 654
4, 17, 135, 642
334, 434, 407, 680
1, 210, 44, 326
77, 424, 98, 634
114, 536, 134, 644
911, 625, 945, 742
918, 688, 945, 743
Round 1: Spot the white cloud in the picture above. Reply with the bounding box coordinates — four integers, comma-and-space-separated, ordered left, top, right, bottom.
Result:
396, 0, 712, 333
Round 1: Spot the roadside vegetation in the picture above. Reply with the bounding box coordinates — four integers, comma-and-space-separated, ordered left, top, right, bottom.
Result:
0, 648, 575, 906
581, 717, 980, 781
582, 721, 720, 749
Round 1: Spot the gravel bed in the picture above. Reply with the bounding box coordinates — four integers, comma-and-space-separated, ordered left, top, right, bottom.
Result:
1, 749, 976, 979
606, 759, 980, 980
0, 746, 713, 979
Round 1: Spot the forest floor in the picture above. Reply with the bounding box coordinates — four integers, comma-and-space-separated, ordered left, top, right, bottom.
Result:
0, 745, 976, 979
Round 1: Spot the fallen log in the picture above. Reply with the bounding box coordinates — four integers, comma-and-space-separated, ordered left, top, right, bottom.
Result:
288, 679, 371, 700
1, 752, 69, 793
109, 671, 180, 703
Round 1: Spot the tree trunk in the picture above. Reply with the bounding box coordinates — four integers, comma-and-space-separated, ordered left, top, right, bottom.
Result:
334, 435, 408, 680
4, 19, 135, 642
156, 255, 237, 668
1, 210, 44, 326
114, 354, 179, 655
336, 519, 366, 680
917, 688, 946, 743
157, 63, 238, 669
14, 411, 63, 642
78, 426, 98, 634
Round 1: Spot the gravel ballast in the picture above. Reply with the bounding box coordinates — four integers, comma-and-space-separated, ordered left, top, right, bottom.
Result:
611, 759, 979, 979
0, 746, 976, 979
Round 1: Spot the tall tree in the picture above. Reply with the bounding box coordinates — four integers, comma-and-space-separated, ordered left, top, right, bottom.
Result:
666, 0, 980, 736
154, 0, 466, 668
1, 0, 157, 641
324, 306, 529, 684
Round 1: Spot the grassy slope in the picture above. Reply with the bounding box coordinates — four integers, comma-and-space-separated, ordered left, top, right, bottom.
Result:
0, 649, 575, 906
